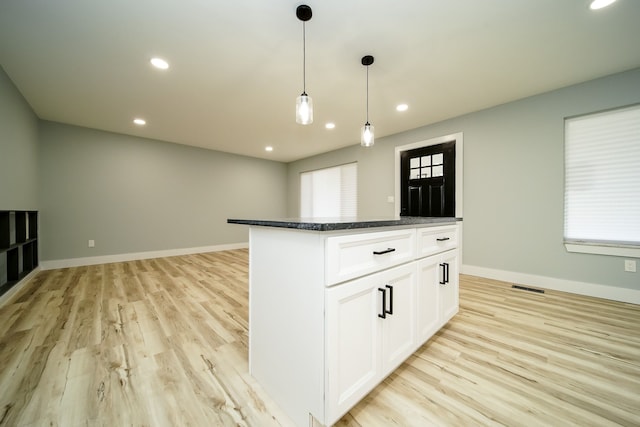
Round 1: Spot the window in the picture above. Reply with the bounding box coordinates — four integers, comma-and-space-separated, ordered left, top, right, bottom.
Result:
300, 163, 357, 218
409, 153, 444, 180
564, 104, 640, 257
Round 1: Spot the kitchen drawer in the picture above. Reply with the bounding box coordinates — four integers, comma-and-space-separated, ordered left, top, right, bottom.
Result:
326, 228, 416, 286
416, 224, 458, 258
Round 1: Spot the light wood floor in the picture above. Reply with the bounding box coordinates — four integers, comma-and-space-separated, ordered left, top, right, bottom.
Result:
1, 249, 639, 426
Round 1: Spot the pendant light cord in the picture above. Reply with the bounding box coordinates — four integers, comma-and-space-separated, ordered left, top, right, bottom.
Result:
302, 21, 307, 94
366, 65, 369, 123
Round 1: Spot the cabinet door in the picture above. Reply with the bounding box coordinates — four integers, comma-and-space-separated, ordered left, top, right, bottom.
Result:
439, 250, 459, 325
379, 264, 417, 376
416, 255, 441, 345
325, 264, 418, 424
326, 275, 381, 425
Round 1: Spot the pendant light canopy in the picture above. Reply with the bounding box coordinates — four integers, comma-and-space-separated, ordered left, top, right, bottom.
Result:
296, 5, 313, 125
361, 55, 375, 147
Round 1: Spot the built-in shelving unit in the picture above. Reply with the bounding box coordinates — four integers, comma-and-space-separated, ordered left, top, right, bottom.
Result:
0, 210, 38, 297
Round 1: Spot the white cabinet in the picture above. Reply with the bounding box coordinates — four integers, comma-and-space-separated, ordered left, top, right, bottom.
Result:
416, 255, 441, 343
325, 279, 379, 422
416, 248, 459, 344
416, 224, 458, 258
379, 265, 416, 375
439, 249, 459, 324
246, 222, 460, 427
326, 263, 416, 423
326, 228, 416, 285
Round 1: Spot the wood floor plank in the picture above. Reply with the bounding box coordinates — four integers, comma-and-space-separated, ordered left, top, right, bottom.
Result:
1, 250, 639, 426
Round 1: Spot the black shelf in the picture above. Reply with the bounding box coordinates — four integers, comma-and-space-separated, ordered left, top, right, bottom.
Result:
0, 210, 38, 297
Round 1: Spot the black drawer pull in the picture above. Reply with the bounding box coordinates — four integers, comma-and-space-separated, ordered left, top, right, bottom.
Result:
373, 248, 396, 255
436, 237, 450, 242
378, 288, 387, 319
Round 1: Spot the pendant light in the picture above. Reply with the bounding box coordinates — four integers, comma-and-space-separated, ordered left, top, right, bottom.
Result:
361, 55, 375, 147
296, 5, 313, 125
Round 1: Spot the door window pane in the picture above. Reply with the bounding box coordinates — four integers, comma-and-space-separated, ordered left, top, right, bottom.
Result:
409, 153, 444, 180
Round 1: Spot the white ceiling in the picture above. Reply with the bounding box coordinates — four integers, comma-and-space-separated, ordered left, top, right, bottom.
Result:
1, 0, 639, 162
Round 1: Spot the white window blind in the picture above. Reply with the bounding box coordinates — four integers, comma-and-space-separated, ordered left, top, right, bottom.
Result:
564, 104, 640, 252
300, 163, 357, 218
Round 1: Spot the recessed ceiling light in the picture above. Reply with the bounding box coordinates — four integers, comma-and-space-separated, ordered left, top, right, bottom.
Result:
396, 104, 409, 112
150, 57, 169, 70
590, 0, 617, 10
265, 146, 274, 152
133, 118, 146, 125
325, 123, 336, 129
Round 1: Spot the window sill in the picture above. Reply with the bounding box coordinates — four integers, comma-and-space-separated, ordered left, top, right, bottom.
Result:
565, 242, 640, 258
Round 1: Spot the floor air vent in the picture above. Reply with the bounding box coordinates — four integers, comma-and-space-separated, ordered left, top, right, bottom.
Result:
512, 285, 545, 294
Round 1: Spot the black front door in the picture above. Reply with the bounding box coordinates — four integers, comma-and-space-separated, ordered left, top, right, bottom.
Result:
400, 141, 455, 217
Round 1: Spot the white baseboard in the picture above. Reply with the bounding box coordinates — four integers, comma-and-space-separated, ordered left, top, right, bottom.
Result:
0, 267, 41, 306
462, 264, 640, 305
39, 242, 249, 270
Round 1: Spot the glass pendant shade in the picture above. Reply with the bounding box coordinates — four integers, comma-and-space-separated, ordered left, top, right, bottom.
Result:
361, 122, 374, 147
296, 93, 313, 125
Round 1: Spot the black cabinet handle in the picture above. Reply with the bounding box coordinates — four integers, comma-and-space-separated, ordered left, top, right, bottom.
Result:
436, 237, 450, 242
439, 262, 450, 284
378, 288, 386, 319
373, 247, 396, 255
385, 285, 394, 315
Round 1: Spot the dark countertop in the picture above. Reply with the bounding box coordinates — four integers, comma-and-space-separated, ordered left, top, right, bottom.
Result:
227, 216, 461, 232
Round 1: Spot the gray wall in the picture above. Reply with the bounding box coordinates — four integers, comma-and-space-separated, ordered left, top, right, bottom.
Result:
39, 122, 287, 261
0, 66, 39, 210
287, 68, 640, 291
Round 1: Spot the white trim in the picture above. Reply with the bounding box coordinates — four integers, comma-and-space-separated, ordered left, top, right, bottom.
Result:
0, 267, 41, 307
564, 243, 640, 258
39, 242, 249, 270
394, 132, 464, 218
461, 264, 640, 305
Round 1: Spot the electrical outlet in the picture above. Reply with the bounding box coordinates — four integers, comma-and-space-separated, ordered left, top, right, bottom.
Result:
88, 239, 95, 248
624, 260, 637, 273
387, 196, 394, 203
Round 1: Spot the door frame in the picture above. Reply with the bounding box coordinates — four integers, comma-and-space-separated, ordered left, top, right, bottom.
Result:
394, 132, 464, 218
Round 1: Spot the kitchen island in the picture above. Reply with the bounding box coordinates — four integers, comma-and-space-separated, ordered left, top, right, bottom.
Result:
227, 217, 462, 427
